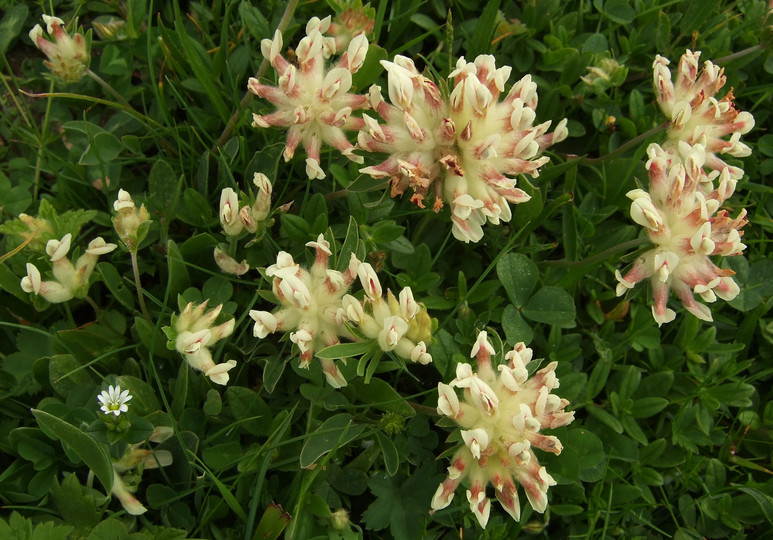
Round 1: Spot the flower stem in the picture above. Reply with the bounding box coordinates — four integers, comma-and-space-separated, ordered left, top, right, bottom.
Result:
33, 80, 56, 201
582, 122, 669, 165
130, 250, 152, 322
86, 69, 133, 110
214, 0, 300, 148
539, 237, 650, 268
715, 44, 765, 65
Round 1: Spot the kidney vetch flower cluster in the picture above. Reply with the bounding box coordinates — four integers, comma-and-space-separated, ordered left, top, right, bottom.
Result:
358, 54, 568, 243
249, 234, 433, 388
248, 17, 370, 179
432, 332, 574, 528
615, 49, 752, 325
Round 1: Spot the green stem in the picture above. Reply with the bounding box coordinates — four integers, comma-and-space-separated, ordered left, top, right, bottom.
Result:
86, 69, 133, 110
214, 0, 300, 148
582, 122, 669, 165
715, 44, 765, 65
33, 80, 56, 201
130, 250, 152, 322
539, 237, 650, 268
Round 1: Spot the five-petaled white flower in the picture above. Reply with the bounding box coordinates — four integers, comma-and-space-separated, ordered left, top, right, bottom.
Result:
98, 385, 133, 416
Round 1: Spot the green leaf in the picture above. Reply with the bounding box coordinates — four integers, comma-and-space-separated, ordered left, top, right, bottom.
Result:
203, 388, 223, 416
496, 253, 538, 307
239, 2, 271, 41
656, 10, 671, 52
316, 341, 372, 359
501, 304, 534, 344
362, 462, 438, 539
48, 354, 93, 397
166, 240, 190, 302
469, 0, 500, 55
50, 473, 102, 529
630, 397, 668, 418
148, 160, 181, 220
737, 487, 773, 525
114, 375, 161, 416
280, 214, 311, 243
253, 503, 291, 540
172, 4, 229, 121
32, 409, 114, 493
582, 33, 608, 54
177, 188, 215, 228
522, 286, 576, 327
352, 377, 415, 417
703, 382, 755, 408
597, 0, 636, 24
262, 355, 286, 394
299, 414, 366, 468
586, 404, 623, 433
0, 4, 28, 55
171, 359, 188, 418
0, 171, 32, 216
376, 432, 399, 476
96, 262, 135, 310
79, 132, 123, 166
226, 386, 272, 436
203, 442, 243, 471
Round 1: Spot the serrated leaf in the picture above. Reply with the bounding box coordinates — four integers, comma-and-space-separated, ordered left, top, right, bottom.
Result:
32, 409, 114, 493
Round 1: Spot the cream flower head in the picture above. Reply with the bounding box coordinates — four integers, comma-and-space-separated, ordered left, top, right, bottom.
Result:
432, 332, 573, 528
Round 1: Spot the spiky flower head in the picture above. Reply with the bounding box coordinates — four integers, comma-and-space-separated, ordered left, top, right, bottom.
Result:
164, 301, 237, 385
615, 143, 745, 325
247, 17, 370, 179
431, 332, 573, 527
249, 235, 361, 388
28, 15, 90, 83
358, 54, 567, 243
653, 49, 754, 179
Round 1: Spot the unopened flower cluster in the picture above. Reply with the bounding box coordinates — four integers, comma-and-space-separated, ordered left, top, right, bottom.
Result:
163, 301, 237, 385
249, 234, 433, 388
113, 189, 151, 251
432, 332, 574, 528
216, 172, 274, 276
616, 50, 753, 325
21, 233, 116, 303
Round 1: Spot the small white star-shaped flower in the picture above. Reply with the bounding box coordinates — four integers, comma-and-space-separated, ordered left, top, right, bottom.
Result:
97, 385, 132, 416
